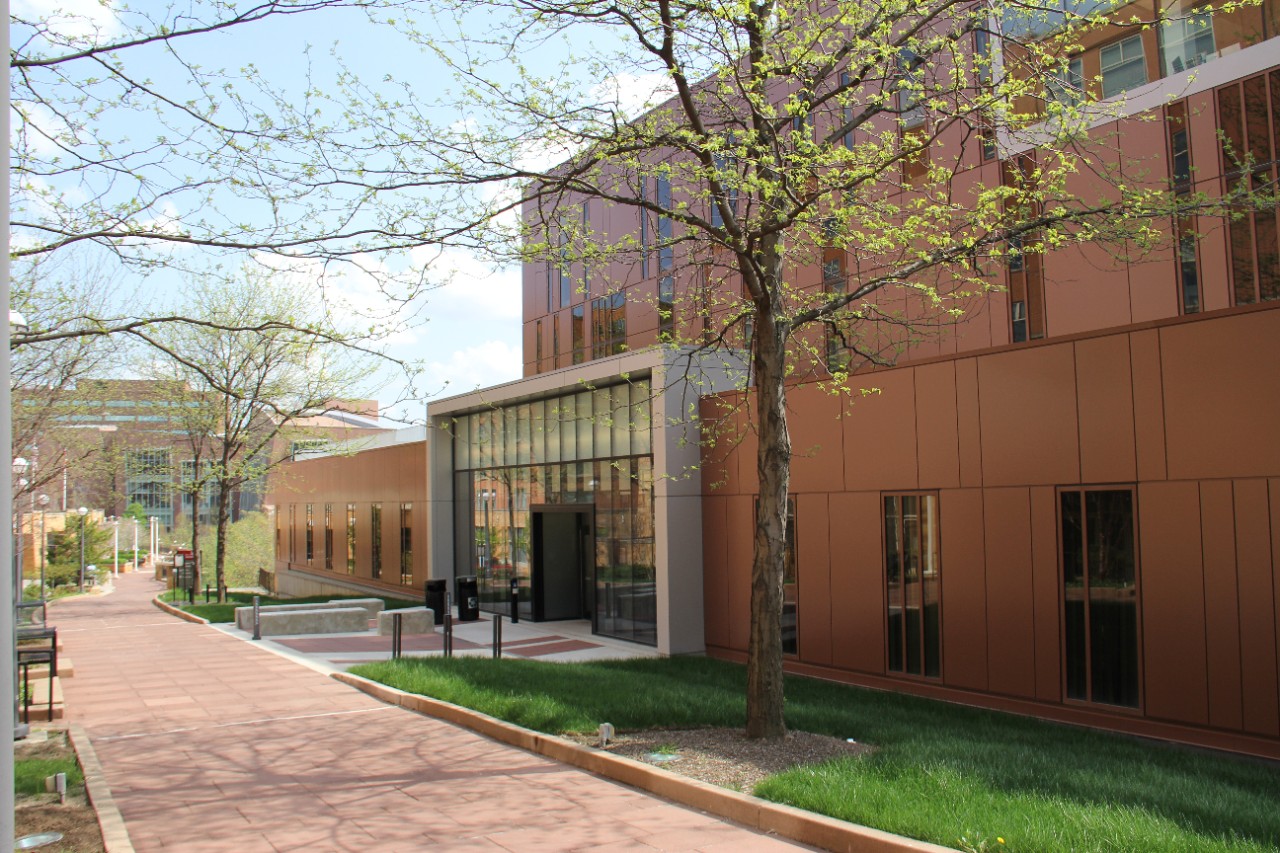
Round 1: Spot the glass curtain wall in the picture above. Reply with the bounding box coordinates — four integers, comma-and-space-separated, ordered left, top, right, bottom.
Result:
451, 380, 656, 645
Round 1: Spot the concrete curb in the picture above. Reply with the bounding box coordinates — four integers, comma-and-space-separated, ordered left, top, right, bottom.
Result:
68, 723, 136, 853
332, 671, 955, 853
151, 595, 208, 624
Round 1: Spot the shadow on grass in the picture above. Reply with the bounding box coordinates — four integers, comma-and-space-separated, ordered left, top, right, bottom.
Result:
352, 655, 1280, 853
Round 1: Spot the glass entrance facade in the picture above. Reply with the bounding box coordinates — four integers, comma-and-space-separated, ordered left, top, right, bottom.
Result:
448, 380, 657, 645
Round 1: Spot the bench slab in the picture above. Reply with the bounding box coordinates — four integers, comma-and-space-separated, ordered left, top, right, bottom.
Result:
254, 607, 370, 636
234, 598, 385, 631
376, 607, 435, 636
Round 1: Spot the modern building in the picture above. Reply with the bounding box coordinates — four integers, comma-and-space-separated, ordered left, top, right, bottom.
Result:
270, 1, 1280, 759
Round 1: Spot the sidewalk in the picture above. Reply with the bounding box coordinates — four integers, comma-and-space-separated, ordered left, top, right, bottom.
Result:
53, 572, 814, 852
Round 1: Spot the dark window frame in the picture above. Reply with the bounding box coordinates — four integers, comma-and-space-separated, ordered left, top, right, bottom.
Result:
883, 491, 942, 679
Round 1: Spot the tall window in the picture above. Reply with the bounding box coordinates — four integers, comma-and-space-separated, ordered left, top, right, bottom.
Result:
558, 221, 572, 307
324, 504, 333, 570
553, 316, 561, 369
535, 319, 544, 370
371, 503, 382, 579
400, 503, 413, 585
1167, 101, 1200, 314
884, 493, 941, 678
305, 504, 314, 564
1004, 156, 1046, 341
1048, 56, 1085, 107
1100, 34, 1147, 99
125, 449, 173, 527
1060, 489, 1140, 708
782, 499, 798, 656
571, 304, 586, 364
1218, 72, 1280, 305
1160, 8, 1215, 75
289, 505, 296, 562
591, 293, 627, 358
839, 71, 854, 148
346, 503, 356, 575
657, 175, 675, 336
640, 179, 650, 279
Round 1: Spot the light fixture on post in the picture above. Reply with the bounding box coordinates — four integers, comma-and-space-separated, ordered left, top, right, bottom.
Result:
76, 507, 89, 592
111, 517, 120, 578
36, 496, 49, 601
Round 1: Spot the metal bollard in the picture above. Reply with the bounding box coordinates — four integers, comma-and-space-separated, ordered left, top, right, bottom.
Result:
443, 611, 453, 658
392, 612, 403, 660
205, 584, 211, 604
510, 578, 519, 624
492, 613, 502, 659
252, 595, 261, 641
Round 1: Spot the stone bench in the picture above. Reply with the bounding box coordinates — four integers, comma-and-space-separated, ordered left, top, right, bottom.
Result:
234, 598, 385, 632
254, 607, 370, 636
376, 607, 435, 636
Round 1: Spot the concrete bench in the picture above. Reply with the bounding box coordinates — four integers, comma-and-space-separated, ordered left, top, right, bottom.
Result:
376, 607, 435, 636
234, 598, 385, 632
254, 607, 370, 636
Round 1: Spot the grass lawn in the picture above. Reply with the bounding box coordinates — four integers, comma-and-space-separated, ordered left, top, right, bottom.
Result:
160, 590, 422, 623
350, 655, 1280, 853
15, 754, 83, 795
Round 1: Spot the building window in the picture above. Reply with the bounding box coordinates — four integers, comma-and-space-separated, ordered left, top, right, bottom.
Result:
305, 504, 313, 565
371, 503, 382, 579
1003, 157, 1046, 341
400, 503, 413, 585
783, 498, 798, 656
657, 175, 673, 273
1167, 101, 1200, 314
1011, 300, 1029, 343
1100, 34, 1147, 99
324, 504, 333, 570
640, 179, 650, 279
1218, 72, 1280, 305
289, 505, 296, 562
839, 71, 853, 148
346, 503, 356, 575
535, 319, 544, 370
1160, 9, 1215, 76
591, 293, 627, 358
553, 316, 561, 369
125, 449, 173, 528
571, 304, 586, 364
710, 149, 738, 228
1060, 489, 1140, 708
884, 493, 941, 678
1048, 56, 1084, 107
973, 29, 992, 87
658, 276, 675, 338
558, 221, 572, 308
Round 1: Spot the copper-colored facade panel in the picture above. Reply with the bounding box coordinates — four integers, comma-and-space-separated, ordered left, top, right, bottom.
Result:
1030, 486, 1063, 703
842, 370, 919, 492
914, 361, 961, 490
1162, 311, 1280, 480
725, 495, 755, 651
1139, 481, 1209, 725
789, 393, 845, 495
939, 489, 988, 691
1236, 480, 1280, 735
1201, 480, 1244, 730
1129, 329, 1169, 483
976, 345, 1080, 487
796, 493, 833, 666
702, 496, 731, 649
1127, 239, 1180, 325
698, 399, 732, 496
955, 359, 983, 488
827, 491, 885, 674
1075, 335, 1137, 484
1044, 243, 1134, 338
982, 488, 1037, 699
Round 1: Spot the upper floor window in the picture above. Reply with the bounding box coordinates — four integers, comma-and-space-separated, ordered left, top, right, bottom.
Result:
1100, 34, 1147, 99
657, 176, 674, 272
571, 304, 586, 364
1218, 72, 1280, 305
590, 293, 626, 358
1048, 56, 1085, 107
1160, 8, 1215, 75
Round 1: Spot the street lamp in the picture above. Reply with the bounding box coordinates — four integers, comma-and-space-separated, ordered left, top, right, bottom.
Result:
77, 507, 88, 592
111, 517, 120, 578
36, 495, 49, 599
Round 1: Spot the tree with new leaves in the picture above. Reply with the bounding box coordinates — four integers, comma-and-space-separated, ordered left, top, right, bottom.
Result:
145, 271, 376, 601
362, 0, 1275, 738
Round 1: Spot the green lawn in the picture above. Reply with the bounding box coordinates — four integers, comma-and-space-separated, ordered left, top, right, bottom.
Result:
160, 590, 422, 623
350, 655, 1280, 853
15, 756, 83, 795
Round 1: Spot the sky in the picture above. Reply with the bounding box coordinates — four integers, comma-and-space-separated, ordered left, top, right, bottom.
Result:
10, 0, 602, 426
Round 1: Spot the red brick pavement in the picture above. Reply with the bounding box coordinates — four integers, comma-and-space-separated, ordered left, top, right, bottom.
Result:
52, 573, 813, 853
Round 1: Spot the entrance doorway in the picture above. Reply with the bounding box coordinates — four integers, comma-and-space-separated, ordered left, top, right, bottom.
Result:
530, 507, 593, 622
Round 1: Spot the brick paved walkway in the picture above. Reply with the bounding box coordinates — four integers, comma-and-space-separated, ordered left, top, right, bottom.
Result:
54, 573, 811, 853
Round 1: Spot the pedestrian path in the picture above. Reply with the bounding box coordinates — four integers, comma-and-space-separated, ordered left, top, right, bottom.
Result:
52, 573, 812, 853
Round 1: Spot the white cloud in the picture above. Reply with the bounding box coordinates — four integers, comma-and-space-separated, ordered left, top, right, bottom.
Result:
12, 0, 123, 44
422, 339, 523, 401
590, 71, 677, 122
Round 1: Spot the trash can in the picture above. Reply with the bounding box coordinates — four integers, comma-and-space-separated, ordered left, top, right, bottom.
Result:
425, 579, 446, 626
456, 576, 480, 622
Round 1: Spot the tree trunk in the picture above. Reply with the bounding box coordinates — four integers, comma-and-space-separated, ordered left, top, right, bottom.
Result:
745, 295, 791, 741
214, 476, 233, 603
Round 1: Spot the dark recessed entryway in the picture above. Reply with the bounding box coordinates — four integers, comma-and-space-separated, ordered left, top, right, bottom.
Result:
531, 506, 593, 622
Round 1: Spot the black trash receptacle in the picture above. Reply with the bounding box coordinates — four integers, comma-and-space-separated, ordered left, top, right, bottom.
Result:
456, 576, 480, 622
425, 579, 446, 626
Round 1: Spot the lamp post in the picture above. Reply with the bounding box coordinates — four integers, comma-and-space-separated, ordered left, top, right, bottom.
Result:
479, 488, 495, 580
11, 460, 30, 743
76, 507, 88, 592
36, 495, 49, 598
112, 517, 119, 578
132, 517, 139, 572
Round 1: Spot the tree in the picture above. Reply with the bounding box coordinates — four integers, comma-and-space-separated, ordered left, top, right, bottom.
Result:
370, 0, 1272, 738
145, 270, 375, 600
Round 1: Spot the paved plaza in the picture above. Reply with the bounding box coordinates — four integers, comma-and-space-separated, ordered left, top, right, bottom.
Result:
52, 573, 813, 852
